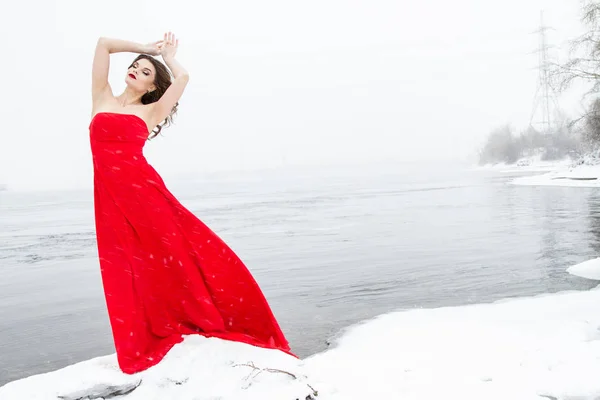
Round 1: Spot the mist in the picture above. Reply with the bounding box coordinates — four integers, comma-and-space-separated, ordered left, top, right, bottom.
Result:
0, 0, 586, 190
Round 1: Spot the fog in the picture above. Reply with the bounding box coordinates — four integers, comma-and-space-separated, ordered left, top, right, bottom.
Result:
0, 0, 587, 190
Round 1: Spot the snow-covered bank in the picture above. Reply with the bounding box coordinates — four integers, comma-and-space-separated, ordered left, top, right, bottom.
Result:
2, 263, 600, 399
511, 164, 600, 187
476, 155, 572, 174
305, 287, 600, 399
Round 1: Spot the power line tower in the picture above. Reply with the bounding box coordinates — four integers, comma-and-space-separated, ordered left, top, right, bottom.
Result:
529, 10, 560, 133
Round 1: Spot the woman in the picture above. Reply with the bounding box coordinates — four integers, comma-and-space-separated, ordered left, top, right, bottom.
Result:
90, 32, 292, 374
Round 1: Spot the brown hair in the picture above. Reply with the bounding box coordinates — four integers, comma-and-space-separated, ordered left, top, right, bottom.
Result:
129, 54, 178, 139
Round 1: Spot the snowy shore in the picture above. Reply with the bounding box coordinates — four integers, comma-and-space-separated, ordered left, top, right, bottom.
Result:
1, 258, 599, 400
493, 153, 600, 188
479, 156, 573, 174
511, 163, 600, 187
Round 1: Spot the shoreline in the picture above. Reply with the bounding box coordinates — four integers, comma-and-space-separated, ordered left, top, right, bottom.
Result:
2, 258, 599, 399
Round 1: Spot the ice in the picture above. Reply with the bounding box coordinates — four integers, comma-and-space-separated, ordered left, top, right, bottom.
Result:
567, 258, 600, 281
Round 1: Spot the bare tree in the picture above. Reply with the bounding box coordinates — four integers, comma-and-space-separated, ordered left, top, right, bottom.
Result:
542, 0, 600, 155
553, 1, 600, 94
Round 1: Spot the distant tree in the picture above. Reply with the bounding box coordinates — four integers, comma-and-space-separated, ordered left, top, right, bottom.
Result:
517, 126, 545, 153
583, 98, 600, 147
478, 125, 521, 165
478, 123, 579, 165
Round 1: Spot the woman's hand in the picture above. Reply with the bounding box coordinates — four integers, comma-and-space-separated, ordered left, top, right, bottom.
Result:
143, 40, 164, 56
159, 32, 178, 60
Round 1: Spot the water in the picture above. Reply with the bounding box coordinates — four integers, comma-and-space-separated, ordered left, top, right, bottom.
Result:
1, 162, 598, 386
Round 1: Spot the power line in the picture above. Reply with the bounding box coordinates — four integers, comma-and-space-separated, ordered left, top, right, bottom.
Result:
529, 10, 560, 133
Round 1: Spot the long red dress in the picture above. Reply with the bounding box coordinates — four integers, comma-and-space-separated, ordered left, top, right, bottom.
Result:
89, 112, 292, 373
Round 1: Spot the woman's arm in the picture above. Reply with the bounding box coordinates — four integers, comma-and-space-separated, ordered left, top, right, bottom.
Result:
163, 55, 189, 80
91, 38, 112, 103
91, 37, 162, 104
151, 33, 190, 124
98, 37, 157, 55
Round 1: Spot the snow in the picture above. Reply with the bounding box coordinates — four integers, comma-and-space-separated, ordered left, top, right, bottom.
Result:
476, 156, 572, 174
306, 288, 600, 399
0, 337, 316, 400
2, 265, 600, 399
567, 258, 600, 281
510, 164, 600, 187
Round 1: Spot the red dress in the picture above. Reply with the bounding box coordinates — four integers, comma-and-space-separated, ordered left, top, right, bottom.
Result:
89, 112, 292, 373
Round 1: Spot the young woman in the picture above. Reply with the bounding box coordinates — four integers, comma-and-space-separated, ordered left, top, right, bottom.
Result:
90, 32, 292, 374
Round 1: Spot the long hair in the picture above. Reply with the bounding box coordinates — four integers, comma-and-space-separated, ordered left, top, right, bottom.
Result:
128, 54, 178, 139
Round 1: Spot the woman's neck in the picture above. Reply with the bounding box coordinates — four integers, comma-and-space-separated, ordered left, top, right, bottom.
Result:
118, 88, 144, 107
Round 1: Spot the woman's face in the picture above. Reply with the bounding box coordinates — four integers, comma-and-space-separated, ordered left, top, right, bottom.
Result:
125, 58, 156, 92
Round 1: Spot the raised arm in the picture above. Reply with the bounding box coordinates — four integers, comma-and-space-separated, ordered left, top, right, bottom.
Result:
92, 37, 162, 104
150, 32, 190, 125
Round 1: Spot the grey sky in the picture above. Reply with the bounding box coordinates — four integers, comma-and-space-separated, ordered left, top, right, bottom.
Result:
0, 0, 588, 190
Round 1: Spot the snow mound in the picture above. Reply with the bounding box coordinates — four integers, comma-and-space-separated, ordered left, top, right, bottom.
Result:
567, 258, 600, 281
0, 336, 317, 400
